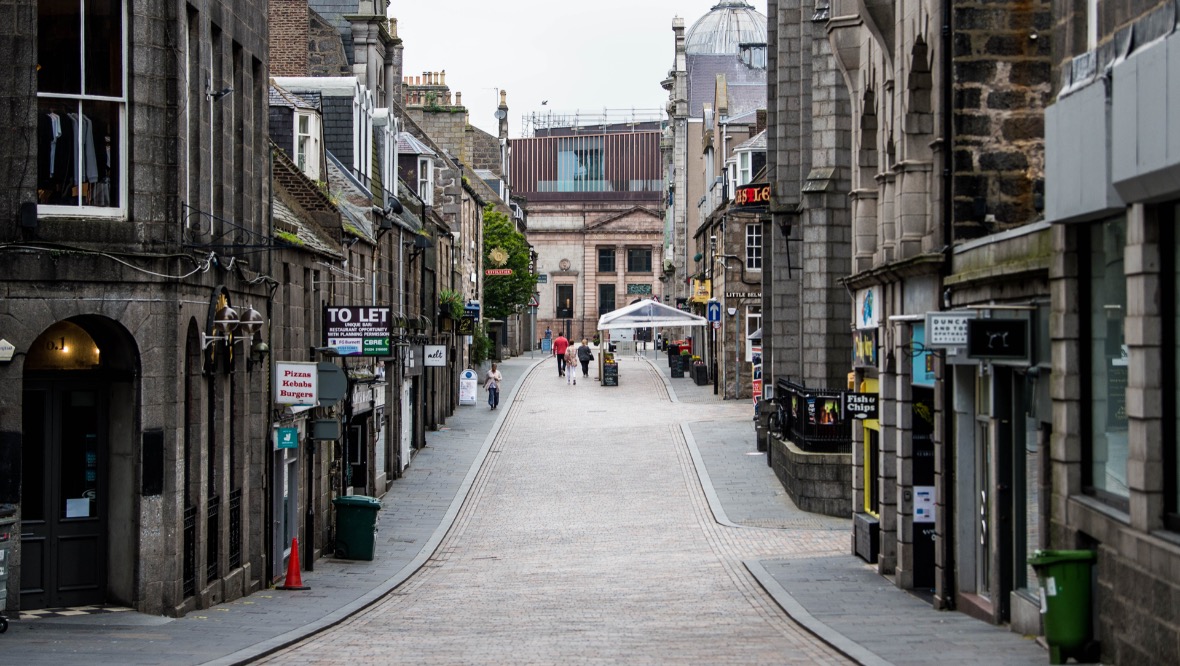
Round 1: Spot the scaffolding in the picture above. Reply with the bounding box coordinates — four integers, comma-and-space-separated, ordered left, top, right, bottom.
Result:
521, 108, 664, 137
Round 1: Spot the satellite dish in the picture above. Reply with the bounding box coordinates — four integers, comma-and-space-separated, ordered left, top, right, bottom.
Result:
493, 109, 507, 120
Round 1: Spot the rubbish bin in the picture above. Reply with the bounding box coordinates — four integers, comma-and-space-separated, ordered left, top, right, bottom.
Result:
1029, 549, 1097, 664
332, 495, 381, 561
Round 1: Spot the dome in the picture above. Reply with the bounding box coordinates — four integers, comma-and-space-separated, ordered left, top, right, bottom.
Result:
684, 1, 767, 55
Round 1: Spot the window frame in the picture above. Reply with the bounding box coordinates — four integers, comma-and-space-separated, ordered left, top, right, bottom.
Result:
36, 0, 129, 217
417, 156, 434, 207
598, 283, 616, 316
597, 247, 616, 274
745, 222, 763, 271
1080, 216, 1131, 511
737, 151, 752, 186
294, 110, 321, 181
626, 247, 653, 274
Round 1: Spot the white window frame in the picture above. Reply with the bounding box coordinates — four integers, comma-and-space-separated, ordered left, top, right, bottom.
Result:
746, 309, 762, 362
37, 0, 129, 218
726, 160, 738, 201
737, 151, 752, 187
352, 83, 373, 182
294, 110, 321, 181
418, 156, 434, 206
745, 222, 762, 271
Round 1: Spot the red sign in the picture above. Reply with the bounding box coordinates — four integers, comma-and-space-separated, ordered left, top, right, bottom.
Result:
734, 184, 771, 208
484, 268, 514, 276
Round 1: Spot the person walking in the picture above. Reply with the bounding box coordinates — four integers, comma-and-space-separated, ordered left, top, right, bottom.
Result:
553, 332, 570, 377
577, 338, 594, 377
564, 344, 578, 385
485, 363, 503, 410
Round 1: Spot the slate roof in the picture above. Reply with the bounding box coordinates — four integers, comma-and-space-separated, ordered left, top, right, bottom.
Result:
270, 83, 320, 111
732, 129, 766, 152
397, 131, 436, 156
273, 198, 343, 258
687, 54, 766, 119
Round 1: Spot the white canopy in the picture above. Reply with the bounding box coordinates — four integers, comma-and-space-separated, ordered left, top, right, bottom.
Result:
596, 299, 707, 330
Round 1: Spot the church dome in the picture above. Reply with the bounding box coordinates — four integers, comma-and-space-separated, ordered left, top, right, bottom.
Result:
684, 1, 768, 55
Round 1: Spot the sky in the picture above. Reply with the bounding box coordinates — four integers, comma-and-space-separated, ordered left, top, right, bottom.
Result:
388, 0, 767, 138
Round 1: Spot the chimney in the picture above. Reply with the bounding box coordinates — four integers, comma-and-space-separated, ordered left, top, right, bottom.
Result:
755, 108, 766, 134
456, 91, 462, 106
498, 90, 509, 141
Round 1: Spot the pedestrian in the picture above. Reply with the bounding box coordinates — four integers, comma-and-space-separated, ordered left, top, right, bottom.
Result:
565, 344, 578, 385
485, 362, 502, 410
577, 338, 594, 377
553, 332, 570, 376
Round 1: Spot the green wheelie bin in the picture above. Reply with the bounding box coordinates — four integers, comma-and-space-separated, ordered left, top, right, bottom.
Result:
1029, 549, 1097, 664
332, 495, 381, 561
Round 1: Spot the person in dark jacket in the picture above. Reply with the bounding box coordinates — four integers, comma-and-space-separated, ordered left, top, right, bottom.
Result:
577, 338, 594, 377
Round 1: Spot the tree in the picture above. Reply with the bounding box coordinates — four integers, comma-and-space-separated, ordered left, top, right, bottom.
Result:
482, 204, 536, 320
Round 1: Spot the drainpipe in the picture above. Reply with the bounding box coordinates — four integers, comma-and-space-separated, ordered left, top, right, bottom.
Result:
937, 0, 956, 611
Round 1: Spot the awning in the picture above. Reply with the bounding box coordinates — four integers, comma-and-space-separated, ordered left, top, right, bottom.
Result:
596, 299, 707, 330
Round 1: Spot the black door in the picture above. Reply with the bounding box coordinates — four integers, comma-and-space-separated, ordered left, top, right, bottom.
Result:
21, 384, 108, 609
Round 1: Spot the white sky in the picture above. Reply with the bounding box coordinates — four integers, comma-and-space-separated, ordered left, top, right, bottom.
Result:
389, 0, 767, 138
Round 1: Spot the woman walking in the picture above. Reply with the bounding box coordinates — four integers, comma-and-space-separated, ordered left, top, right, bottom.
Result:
565, 345, 578, 385
577, 338, 594, 377
485, 363, 503, 409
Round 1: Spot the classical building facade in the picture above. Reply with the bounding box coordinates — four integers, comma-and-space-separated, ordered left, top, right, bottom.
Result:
511, 122, 664, 341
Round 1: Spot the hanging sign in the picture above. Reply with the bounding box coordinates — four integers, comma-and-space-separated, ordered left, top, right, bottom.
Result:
323, 305, 392, 356
843, 392, 879, 420
424, 344, 447, 367
733, 184, 771, 208
0, 338, 15, 362
275, 427, 299, 450
855, 287, 879, 330
275, 361, 318, 406
926, 312, 973, 347
967, 318, 1029, 361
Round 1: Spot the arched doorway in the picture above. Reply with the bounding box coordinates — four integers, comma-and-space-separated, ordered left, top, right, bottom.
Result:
21, 317, 138, 610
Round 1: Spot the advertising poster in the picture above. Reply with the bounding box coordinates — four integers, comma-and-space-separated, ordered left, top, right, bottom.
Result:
323, 305, 392, 356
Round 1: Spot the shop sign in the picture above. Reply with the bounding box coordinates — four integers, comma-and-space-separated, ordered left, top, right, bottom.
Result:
275, 427, 299, 450
853, 329, 878, 368
966, 318, 1029, 361
627, 283, 652, 295
690, 279, 711, 303
733, 183, 771, 208
926, 312, 973, 347
424, 344, 447, 367
855, 287, 879, 329
0, 338, 14, 362
843, 392, 879, 420
459, 369, 478, 405
323, 305, 392, 356
485, 268, 513, 275
275, 361, 317, 406
725, 291, 760, 299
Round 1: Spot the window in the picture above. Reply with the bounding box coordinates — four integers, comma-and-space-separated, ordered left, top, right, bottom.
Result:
598, 247, 616, 273
727, 161, 738, 200
1083, 217, 1128, 502
418, 157, 433, 206
556, 136, 605, 192
626, 247, 652, 273
746, 308, 761, 362
555, 284, 574, 319
295, 112, 321, 181
598, 284, 616, 316
1166, 203, 1180, 529
37, 0, 125, 211
352, 85, 372, 182
737, 151, 752, 186
746, 223, 763, 270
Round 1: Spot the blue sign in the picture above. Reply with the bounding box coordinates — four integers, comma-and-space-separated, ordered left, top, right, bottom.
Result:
706, 300, 721, 323
276, 427, 298, 449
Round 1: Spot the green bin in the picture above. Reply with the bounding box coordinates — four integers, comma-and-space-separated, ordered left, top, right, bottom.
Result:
332, 495, 381, 561
1029, 549, 1096, 664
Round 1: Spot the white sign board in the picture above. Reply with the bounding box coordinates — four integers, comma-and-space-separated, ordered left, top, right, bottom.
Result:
459, 369, 478, 405
914, 485, 936, 523
424, 344, 447, 367
612, 328, 635, 342
274, 361, 318, 406
926, 312, 974, 347
0, 338, 14, 362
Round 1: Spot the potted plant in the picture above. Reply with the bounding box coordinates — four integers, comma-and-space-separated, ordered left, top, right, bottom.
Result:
439, 289, 464, 320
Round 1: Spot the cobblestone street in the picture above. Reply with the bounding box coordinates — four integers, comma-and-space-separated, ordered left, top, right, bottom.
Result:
261, 356, 850, 664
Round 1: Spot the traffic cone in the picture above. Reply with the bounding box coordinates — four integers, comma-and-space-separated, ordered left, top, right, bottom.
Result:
277, 537, 310, 590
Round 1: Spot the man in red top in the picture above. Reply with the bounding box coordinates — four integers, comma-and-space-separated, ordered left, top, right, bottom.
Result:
552, 333, 570, 376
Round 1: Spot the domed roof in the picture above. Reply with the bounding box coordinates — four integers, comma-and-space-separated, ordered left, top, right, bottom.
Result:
685, 1, 767, 55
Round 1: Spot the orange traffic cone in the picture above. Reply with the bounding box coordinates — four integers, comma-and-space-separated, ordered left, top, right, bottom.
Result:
277, 537, 310, 590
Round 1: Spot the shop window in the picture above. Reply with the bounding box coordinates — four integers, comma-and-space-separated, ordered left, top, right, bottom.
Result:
1166, 203, 1180, 530
626, 247, 652, 273
746, 223, 762, 271
1083, 217, 1128, 503
37, 0, 125, 212
598, 247, 616, 273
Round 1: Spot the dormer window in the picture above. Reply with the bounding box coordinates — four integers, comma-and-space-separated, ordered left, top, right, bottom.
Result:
295, 111, 321, 181
418, 156, 433, 206
737, 151, 752, 187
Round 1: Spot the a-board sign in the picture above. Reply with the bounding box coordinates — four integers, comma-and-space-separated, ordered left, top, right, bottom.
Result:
602, 363, 619, 386
459, 369, 478, 405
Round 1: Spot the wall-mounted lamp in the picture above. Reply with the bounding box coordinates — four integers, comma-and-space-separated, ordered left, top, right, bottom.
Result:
776, 215, 792, 238
406, 233, 434, 260
726, 306, 738, 317
343, 236, 361, 249
207, 86, 233, 101
201, 303, 264, 350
